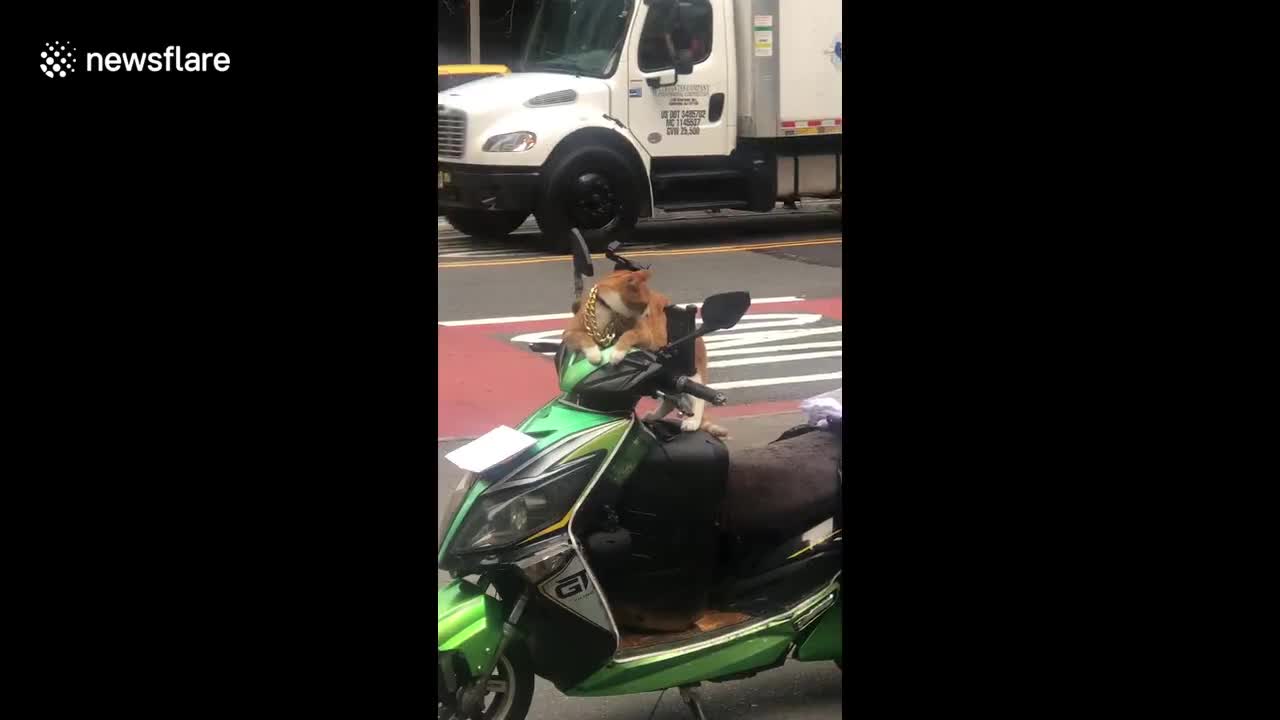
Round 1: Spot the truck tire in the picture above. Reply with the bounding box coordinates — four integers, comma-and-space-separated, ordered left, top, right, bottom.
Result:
444, 209, 530, 240
535, 145, 641, 254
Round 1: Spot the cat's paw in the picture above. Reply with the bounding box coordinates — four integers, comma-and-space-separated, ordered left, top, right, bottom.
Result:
680, 417, 701, 432
608, 347, 629, 366
584, 345, 603, 365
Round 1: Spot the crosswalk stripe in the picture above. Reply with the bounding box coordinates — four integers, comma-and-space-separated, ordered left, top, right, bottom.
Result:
709, 340, 843, 357
705, 314, 823, 332
440, 297, 807, 327
516, 332, 843, 359
709, 350, 842, 369
704, 326, 842, 349
496, 308, 842, 398
714, 372, 843, 390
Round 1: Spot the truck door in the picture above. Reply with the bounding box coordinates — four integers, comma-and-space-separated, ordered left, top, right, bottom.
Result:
626, 0, 730, 158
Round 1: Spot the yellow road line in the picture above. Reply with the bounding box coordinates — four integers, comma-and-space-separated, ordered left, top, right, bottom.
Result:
438, 237, 843, 269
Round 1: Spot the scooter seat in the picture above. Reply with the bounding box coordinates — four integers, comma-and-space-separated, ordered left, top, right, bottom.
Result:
722, 427, 841, 542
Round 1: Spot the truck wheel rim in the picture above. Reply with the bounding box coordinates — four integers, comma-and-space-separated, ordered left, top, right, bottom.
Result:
569, 172, 619, 230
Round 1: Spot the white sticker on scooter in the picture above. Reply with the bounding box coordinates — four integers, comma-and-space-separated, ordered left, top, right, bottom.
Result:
444, 426, 536, 473
538, 553, 612, 632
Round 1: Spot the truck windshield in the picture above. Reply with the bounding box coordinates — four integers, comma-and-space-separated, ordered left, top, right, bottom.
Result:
522, 0, 633, 78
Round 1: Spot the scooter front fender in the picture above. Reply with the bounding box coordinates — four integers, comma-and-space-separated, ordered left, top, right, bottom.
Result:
438, 579, 504, 678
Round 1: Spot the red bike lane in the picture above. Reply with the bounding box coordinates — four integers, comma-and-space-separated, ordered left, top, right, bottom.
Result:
438, 297, 841, 439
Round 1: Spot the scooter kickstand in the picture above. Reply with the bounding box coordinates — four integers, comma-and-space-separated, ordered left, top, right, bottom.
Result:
678, 684, 710, 720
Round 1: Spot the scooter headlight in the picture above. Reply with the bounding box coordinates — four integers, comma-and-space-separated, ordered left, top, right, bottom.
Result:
510, 496, 529, 532
449, 452, 603, 554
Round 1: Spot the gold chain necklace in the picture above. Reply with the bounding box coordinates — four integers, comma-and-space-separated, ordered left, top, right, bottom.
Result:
583, 285, 616, 347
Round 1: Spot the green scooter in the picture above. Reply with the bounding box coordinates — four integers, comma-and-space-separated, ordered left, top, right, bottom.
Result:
438, 233, 843, 720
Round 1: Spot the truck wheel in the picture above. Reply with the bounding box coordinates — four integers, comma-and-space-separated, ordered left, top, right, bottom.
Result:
535, 146, 640, 254
444, 209, 530, 240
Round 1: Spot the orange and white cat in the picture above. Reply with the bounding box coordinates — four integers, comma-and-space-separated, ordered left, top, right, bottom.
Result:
563, 270, 728, 437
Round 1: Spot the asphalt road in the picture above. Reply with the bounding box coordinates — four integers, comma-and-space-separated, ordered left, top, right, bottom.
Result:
522, 662, 842, 720
437, 211, 844, 719
438, 204, 841, 260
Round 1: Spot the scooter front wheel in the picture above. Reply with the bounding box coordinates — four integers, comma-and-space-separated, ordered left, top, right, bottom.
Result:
439, 645, 534, 720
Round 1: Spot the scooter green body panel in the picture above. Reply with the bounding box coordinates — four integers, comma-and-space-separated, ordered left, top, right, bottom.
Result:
438, 579, 504, 678
516, 397, 619, 440
565, 587, 841, 697
567, 628, 793, 697
794, 597, 842, 662
437, 397, 621, 562
558, 347, 619, 393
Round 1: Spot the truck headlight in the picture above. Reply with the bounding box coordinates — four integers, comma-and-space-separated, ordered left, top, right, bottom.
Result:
483, 131, 537, 152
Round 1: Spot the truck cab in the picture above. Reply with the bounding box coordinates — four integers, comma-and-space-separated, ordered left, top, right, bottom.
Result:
437, 0, 842, 251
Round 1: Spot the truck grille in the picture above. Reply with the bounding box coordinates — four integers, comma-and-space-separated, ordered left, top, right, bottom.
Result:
438, 106, 466, 159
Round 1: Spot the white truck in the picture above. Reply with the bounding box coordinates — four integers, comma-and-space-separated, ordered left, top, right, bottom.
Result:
437, 0, 842, 251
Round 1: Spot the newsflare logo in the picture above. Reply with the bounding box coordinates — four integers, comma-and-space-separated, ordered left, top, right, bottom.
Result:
39, 41, 231, 79
40, 41, 77, 78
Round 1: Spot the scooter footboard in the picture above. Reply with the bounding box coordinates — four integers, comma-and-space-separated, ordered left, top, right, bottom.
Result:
438, 579, 504, 680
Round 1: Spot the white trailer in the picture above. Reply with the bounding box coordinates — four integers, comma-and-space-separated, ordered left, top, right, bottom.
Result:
437, 0, 842, 250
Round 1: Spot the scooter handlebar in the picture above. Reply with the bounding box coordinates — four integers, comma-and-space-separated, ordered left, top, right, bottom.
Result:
674, 376, 727, 406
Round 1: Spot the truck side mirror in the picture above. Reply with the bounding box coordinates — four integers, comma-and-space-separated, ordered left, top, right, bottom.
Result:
675, 60, 693, 75
646, 69, 679, 88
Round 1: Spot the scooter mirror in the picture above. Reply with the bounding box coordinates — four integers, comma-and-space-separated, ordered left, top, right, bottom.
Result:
700, 292, 751, 331
605, 241, 649, 273
570, 229, 594, 278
